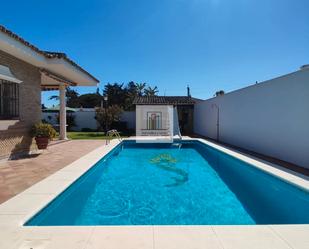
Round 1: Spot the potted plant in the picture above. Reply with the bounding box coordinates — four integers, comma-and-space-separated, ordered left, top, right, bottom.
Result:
31, 123, 56, 149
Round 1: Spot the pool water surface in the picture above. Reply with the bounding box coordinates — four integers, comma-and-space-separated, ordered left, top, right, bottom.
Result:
25, 141, 309, 226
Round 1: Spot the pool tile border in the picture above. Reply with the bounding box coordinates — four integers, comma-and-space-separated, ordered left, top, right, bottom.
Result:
0, 137, 308, 249
192, 137, 309, 191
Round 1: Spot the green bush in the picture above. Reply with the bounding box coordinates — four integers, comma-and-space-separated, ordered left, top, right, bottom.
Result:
31, 123, 57, 139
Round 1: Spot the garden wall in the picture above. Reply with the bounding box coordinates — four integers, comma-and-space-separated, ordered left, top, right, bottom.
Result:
42, 109, 136, 132
194, 67, 309, 169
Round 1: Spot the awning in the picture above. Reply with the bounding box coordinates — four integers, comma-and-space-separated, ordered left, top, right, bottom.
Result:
0, 65, 22, 83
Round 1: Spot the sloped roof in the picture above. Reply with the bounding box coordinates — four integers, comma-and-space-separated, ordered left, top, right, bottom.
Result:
133, 96, 196, 105
0, 25, 99, 83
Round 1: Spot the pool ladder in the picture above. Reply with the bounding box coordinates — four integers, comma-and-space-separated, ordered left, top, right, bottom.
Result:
172, 143, 182, 149
106, 129, 122, 144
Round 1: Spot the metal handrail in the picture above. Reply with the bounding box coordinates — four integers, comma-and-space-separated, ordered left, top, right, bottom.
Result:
106, 129, 122, 144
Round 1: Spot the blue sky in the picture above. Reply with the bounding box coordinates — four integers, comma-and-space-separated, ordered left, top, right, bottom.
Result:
1, 0, 309, 107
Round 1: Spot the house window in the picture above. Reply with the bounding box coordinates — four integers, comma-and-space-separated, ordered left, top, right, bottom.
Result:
0, 80, 19, 119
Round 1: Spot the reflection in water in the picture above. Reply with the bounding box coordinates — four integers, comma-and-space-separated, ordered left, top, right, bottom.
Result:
150, 153, 188, 187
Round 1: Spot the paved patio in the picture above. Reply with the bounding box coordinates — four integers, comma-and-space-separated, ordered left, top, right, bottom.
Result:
0, 140, 106, 204
0, 138, 307, 249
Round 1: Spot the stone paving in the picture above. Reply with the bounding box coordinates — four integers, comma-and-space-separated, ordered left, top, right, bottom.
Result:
0, 140, 105, 204
0, 138, 307, 249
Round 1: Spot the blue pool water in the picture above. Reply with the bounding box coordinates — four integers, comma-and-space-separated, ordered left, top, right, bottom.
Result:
25, 140, 309, 226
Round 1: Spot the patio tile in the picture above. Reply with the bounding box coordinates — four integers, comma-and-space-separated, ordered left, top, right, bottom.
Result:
213, 226, 292, 249
16, 239, 50, 249
47, 170, 84, 181
15, 227, 94, 249
86, 226, 153, 249
0, 227, 30, 249
0, 214, 25, 227
0, 193, 55, 215
22, 179, 71, 195
61, 160, 97, 172
45, 227, 94, 249
153, 226, 223, 249
0, 140, 106, 204
270, 225, 309, 249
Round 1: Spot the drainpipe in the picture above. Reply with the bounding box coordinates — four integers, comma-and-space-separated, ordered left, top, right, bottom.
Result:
59, 83, 67, 140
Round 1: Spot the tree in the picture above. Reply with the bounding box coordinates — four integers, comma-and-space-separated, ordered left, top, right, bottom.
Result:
48, 87, 80, 107
124, 81, 139, 111
56, 113, 76, 131
95, 105, 123, 131
135, 82, 146, 96
214, 90, 225, 97
48, 94, 59, 101
45, 82, 160, 110
78, 94, 101, 108
66, 88, 80, 107
103, 83, 127, 108
144, 86, 159, 96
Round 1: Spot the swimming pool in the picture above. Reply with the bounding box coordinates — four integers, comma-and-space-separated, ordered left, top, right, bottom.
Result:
25, 140, 309, 226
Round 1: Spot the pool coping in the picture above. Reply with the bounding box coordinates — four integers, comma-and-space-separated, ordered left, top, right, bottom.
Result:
192, 137, 309, 191
0, 137, 308, 249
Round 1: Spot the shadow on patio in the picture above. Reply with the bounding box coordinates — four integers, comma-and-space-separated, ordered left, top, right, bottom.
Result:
0, 140, 105, 204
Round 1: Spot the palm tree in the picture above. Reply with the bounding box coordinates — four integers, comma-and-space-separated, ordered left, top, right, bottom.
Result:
48, 95, 59, 101
135, 82, 146, 96
144, 86, 159, 96
48, 87, 80, 107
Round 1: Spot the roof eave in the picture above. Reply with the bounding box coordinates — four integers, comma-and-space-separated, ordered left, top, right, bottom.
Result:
0, 25, 99, 86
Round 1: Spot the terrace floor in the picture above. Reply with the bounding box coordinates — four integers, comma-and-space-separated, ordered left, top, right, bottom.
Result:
0, 140, 106, 204
0, 138, 308, 249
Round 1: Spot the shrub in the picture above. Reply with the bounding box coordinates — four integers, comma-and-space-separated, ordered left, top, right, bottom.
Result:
56, 113, 76, 131
110, 121, 127, 132
95, 105, 123, 131
31, 123, 57, 139
81, 128, 97, 132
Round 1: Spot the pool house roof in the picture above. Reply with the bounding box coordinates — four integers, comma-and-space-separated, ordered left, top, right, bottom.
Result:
133, 96, 198, 105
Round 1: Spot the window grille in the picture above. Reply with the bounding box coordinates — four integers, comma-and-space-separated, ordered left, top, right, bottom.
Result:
0, 80, 19, 119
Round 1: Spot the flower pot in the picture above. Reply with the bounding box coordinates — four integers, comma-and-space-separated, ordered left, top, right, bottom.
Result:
35, 137, 49, 150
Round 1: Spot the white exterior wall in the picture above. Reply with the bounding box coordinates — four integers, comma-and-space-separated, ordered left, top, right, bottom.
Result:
194, 68, 309, 168
42, 109, 136, 131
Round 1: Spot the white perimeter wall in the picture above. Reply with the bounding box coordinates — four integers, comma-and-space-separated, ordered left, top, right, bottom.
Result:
42, 109, 136, 131
194, 68, 309, 168
120, 111, 136, 129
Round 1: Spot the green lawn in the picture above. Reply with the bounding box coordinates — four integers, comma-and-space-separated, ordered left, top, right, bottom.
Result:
67, 132, 105, 140
66, 132, 127, 140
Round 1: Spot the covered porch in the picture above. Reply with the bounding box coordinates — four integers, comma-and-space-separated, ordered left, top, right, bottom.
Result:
0, 24, 99, 144
40, 65, 99, 140
40, 69, 78, 140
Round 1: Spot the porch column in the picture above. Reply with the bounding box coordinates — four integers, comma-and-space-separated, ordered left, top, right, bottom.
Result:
59, 83, 67, 140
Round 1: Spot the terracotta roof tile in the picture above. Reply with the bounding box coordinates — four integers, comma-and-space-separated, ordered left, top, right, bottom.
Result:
133, 96, 196, 105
